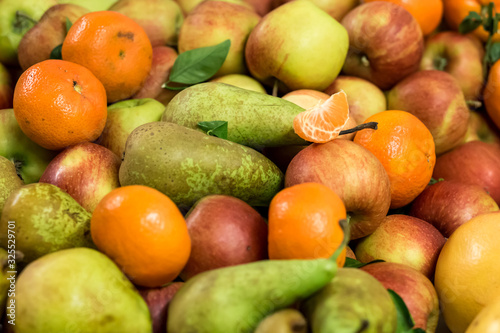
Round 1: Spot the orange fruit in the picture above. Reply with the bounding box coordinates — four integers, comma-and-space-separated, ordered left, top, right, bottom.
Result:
484, 60, 500, 130
364, 0, 443, 35
353, 110, 436, 209
91, 185, 191, 287
62, 11, 153, 103
13, 59, 107, 151
268, 182, 347, 267
443, 0, 500, 42
293, 90, 350, 143
434, 212, 500, 333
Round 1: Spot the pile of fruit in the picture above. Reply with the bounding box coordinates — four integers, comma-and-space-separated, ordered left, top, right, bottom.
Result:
1, 0, 500, 332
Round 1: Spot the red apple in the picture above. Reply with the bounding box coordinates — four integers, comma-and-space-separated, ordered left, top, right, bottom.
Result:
361, 262, 440, 332
420, 31, 484, 101
0, 63, 13, 110
271, 0, 360, 21
285, 139, 392, 240
138, 282, 184, 333
133, 46, 178, 102
39, 142, 120, 212
409, 180, 499, 238
341, 1, 424, 90
387, 70, 470, 155
432, 140, 500, 205
354, 214, 446, 279
324, 75, 386, 124
179, 195, 268, 281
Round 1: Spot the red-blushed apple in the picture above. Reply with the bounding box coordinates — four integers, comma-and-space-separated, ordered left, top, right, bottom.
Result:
17, 4, 89, 71
243, 0, 273, 16
361, 262, 440, 332
178, 1, 260, 77
138, 282, 184, 333
39, 142, 120, 212
420, 31, 484, 101
245, 0, 349, 92
462, 111, 500, 145
432, 140, 500, 205
281, 89, 357, 140
409, 180, 499, 238
210, 74, 267, 93
97, 98, 166, 158
354, 214, 446, 279
175, 0, 254, 15
271, 0, 360, 21
0, 63, 13, 109
285, 139, 391, 240
109, 0, 184, 47
387, 70, 470, 155
324, 75, 386, 124
341, 1, 424, 90
262, 145, 308, 174
346, 245, 356, 260
133, 46, 178, 103
179, 194, 268, 281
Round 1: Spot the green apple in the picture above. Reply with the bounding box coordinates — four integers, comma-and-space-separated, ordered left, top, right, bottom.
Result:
56, 0, 119, 11
0, 62, 13, 109
245, 0, 349, 91
97, 98, 166, 158
0, 0, 58, 65
210, 74, 267, 93
178, 0, 260, 77
0, 109, 56, 184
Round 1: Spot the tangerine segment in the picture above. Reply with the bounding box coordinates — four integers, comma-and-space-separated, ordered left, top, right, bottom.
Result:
293, 90, 350, 143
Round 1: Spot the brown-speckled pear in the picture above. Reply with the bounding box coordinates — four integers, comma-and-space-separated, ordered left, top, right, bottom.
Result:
0, 183, 94, 263
119, 122, 283, 210
162, 82, 307, 149
178, 1, 260, 77
301, 268, 397, 333
0, 156, 23, 214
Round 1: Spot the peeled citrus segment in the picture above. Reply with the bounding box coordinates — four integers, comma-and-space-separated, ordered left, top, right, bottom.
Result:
293, 90, 350, 143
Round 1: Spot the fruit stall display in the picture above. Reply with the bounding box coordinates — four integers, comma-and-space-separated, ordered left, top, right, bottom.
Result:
1, 0, 500, 332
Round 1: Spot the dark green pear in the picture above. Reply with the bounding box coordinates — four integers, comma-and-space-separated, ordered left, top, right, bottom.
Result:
10, 247, 152, 332
0, 248, 10, 315
162, 82, 307, 149
301, 267, 398, 333
119, 122, 283, 210
0, 183, 94, 263
0, 156, 23, 215
167, 258, 337, 333
255, 309, 307, 333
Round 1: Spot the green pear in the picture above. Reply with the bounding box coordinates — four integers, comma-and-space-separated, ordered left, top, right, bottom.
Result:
119, 122, 283, 210
167, 257, 339, 332
178, 0, 260, 76
98, 98, 166, 158
17, 4, 89, 70
210, 74, 267, 93
245, 0, 349, 91
162, 82, 307, 149
10, 247, 152, 332
0, 183, 94, 263
301, 267, 398, 333
0, 109, 57, 184
0, 156, 23, 215
255, 309, 307, 333
0, 248, 11, 316
56, 0, 119, 11
0, 0, 58, 65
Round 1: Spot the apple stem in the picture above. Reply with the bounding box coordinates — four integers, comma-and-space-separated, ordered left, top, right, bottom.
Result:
466, 100, 483, 110
434, 57, 448, 71
339, 122, 378, 135
272, 79, 279, 97
360, 55, 370, 67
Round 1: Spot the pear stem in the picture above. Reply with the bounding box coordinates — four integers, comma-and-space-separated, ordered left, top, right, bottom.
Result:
466, 100, 482, 110
329, 218, 351, 263
272, 79, 279, 97
339, 122, 378, 136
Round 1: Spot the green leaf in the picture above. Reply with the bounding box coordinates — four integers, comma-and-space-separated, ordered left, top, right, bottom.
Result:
483, 2, 497, 34
65, 17, 73, 33
488, 42, 500, 64
343, 258, 384, 268
389, 289, 414, 332
166, 39, 231, 88
459, 11, 483, 34
197, 121, 228, 139
49, 44, 63, 60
